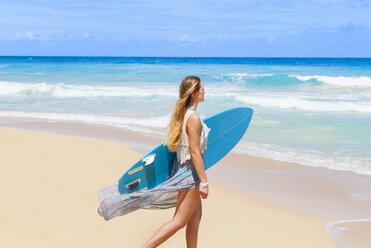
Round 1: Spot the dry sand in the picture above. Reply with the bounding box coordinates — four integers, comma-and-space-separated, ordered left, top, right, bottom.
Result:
0, 127, 335, 247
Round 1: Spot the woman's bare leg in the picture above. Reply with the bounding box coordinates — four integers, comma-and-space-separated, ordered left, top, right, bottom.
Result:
185, 200, 202, 248
142, 188, 201, 248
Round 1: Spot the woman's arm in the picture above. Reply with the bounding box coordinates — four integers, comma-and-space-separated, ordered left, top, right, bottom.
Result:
186, 113, 209, 198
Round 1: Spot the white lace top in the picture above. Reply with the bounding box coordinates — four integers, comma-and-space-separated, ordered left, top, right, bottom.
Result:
176, 109, 211, 164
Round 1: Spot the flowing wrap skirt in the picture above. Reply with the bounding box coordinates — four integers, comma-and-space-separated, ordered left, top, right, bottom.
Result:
97, 158, 200, 221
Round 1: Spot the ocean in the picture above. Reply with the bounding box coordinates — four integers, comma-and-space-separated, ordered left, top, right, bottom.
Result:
0, 56, 370, 175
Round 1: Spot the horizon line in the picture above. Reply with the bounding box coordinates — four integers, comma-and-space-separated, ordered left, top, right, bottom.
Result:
1, 55, 371, 59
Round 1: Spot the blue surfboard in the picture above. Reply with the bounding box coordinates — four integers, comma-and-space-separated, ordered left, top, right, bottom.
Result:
118, 107, 253, 194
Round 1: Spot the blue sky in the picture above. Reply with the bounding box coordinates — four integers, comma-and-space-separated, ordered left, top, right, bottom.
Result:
0, 0, 370, 57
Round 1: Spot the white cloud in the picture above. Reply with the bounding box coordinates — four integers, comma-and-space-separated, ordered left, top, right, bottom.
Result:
179, 34, 195, 43
15, 31, 35, 40
83, 33, 90, 38
267, 35, 275, 44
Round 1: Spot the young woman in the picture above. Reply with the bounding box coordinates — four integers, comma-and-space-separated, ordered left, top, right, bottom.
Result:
97, 75, 210, 248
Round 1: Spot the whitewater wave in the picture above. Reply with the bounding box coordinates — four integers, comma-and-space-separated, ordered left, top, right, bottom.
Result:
236, 94, 371, 113
216, 73, 371, 90
0, 110, 170, 135
290, 75, 371, 88
0, 81, 177, 98
214, 73, 274, 84
1, 80, 371, 113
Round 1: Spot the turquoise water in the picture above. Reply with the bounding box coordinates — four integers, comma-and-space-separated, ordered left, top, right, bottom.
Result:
0, 56, 370, 174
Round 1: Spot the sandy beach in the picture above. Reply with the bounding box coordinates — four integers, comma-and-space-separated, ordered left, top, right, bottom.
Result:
0, 126, 337, 247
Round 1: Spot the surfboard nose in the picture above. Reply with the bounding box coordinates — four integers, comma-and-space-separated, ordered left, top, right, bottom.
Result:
234, 106, 254, 117
203, 106, 253, 170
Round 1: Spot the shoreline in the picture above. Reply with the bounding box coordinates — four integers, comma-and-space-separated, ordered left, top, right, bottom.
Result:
1, 115, 370, 177
1, 119, 371, 247
1, 118, 371, 218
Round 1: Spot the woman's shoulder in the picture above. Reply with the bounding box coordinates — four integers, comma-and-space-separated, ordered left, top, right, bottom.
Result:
185, 111, 201, 132
186, 112, 201, 126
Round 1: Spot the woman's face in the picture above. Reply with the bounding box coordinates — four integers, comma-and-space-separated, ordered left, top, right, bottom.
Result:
194, 81, 205, 103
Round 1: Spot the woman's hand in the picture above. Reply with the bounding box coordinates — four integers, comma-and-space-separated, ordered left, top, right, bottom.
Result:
199, 185, 209, 199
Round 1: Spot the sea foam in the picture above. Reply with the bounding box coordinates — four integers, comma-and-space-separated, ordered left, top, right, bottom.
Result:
2, 80, 371, 113
0, 110, 170, 135
236, 94, 371, 113
0, 81, 177, 98
290, 75, 371, 88
326, 218, 371, 248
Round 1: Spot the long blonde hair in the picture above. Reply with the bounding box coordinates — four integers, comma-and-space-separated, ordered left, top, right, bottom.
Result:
165, 75, 201, 152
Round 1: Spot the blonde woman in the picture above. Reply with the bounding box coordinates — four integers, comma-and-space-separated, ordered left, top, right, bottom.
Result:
97, 75, 210, 248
